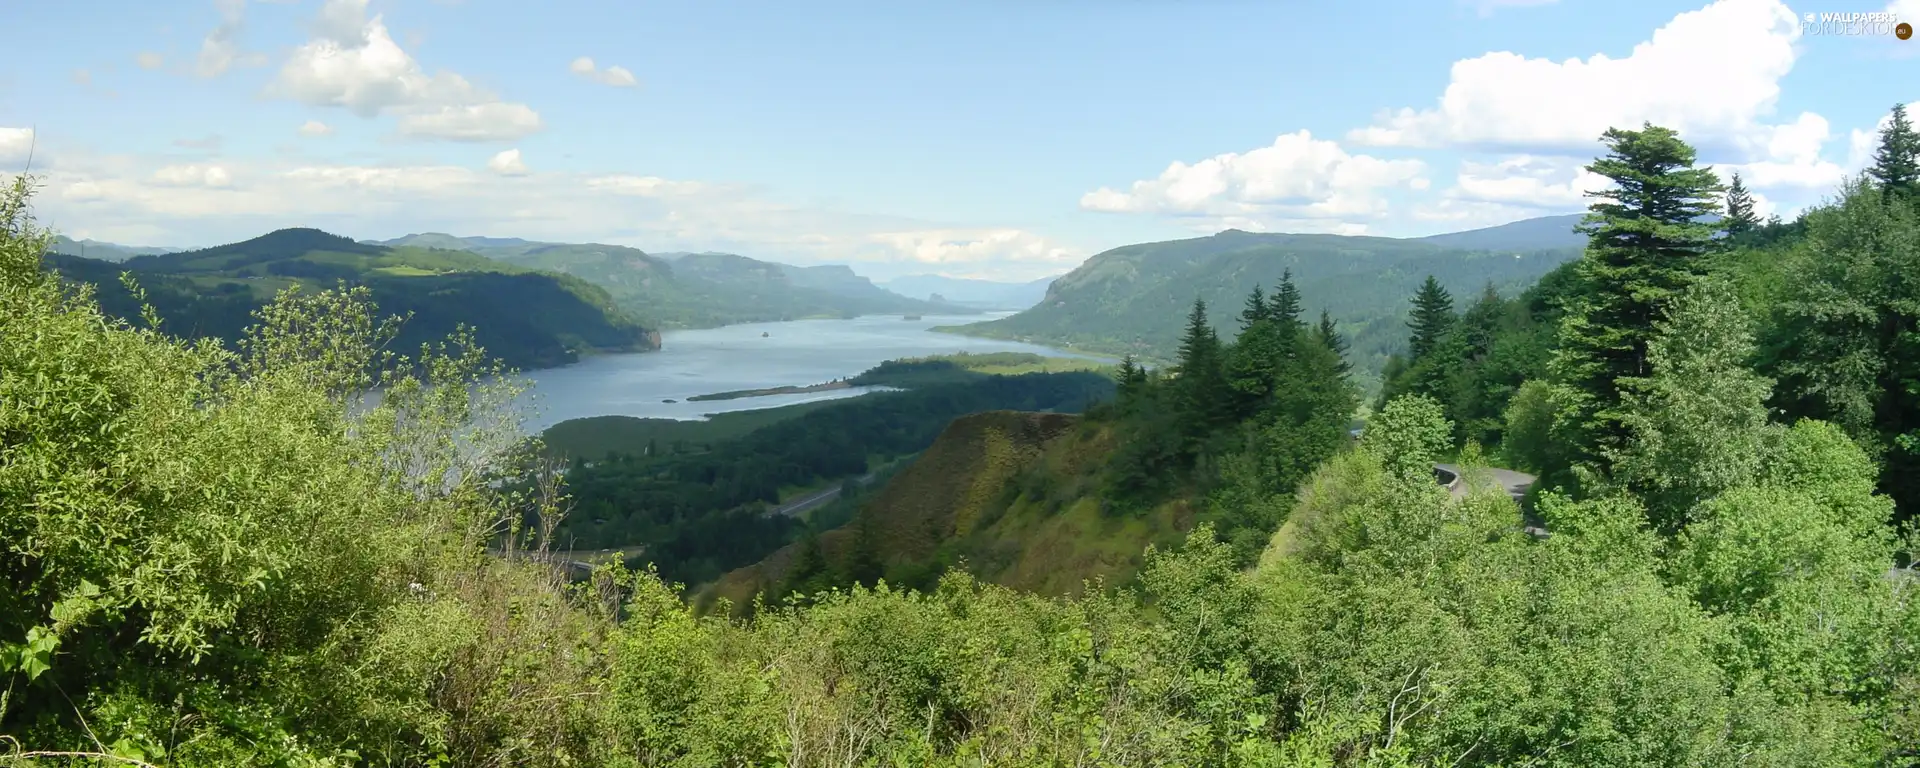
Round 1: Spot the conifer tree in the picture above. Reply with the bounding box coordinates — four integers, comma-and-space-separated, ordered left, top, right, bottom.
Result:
1239, 284, 1269, 330
1551, 123, 1724, 465
1867, 103, 1919, 198
1175, 298, 1230, 436
1315, 309, 1350, 377
1723, 171, 1758, 242
1406, 275, 1455, 363
1268, 269, 1304, 336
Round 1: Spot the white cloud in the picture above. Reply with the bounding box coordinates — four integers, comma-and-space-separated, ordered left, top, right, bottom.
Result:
1846, 101, 1920, 172
20, 147, 1079, 280
136, 52, 166, 71
1450, 155, 1611, 209
298, 120, 335, 137
487, 148, 528, 176
0, 128, 35, 164
152, 164, 233, 188
271, 0, 541, 142
1080, 129, 1426, 232
196, 0, 267, 77
1350, 0, 1804, 157
569, 57, 639, 88
398, 104, 544, 142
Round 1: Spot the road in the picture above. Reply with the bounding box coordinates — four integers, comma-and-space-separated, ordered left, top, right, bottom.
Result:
1433, 463, 1535, 501
769, 472, 881, 518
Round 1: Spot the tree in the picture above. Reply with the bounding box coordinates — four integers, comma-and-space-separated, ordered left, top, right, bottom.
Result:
1315, 310, 1350, 377
1551, 123, 1724, 467
1238, 284, 1269, 330
1406, 275, 1456, 364
1174, 297, 1231, 440
1267, 269, 1304, 337
1867, 103, 1920, 198
1723, 171, 1758, 242
1612, 278, 1774, 529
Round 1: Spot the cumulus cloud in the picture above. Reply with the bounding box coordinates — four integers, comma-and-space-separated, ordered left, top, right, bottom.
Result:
136, 52, 166, 71
865, 229, 1083, 269
569, 57, 639, 88
1350, 0, 1806, 158
271, 0, 541, 141
1449, 155, 1611, 209
1080, 129, 1426, 232
152, 164, 234, 188
0, 128, 35, 164
487, 148, 528, 176
298, 120, 335, 137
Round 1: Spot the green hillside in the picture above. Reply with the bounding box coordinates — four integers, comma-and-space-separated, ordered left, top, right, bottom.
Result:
53, 228, 656, 370
378, 234, 977, 329
940, 223, 1582, 387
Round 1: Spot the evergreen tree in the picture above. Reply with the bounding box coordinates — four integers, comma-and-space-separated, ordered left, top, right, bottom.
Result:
1551, 123, 1724, 466
844, 513, 884, 587
1723, 171, 1758, 242
1315, 310, 1350, 376
1174, 298, 1230, 438
1406, 275, 1456, 363
1268, 269, 1304, 336
1238, 284, 1269, 330
1867, 103, 1920, 198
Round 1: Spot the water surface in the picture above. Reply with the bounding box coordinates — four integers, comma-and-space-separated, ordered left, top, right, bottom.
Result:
514, 313, 1106, 432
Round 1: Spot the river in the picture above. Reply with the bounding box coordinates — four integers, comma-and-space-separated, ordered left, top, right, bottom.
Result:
511, 313, 1107, 433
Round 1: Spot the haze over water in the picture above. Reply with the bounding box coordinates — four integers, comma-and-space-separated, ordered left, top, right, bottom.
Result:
513, 313, 1108, 433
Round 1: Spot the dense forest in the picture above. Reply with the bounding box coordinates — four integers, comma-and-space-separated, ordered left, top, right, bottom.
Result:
3, 112, 1919, 766
550, 362, 1114, 585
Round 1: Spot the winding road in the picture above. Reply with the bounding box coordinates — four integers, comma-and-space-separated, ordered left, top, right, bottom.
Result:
769, 472, 881, 518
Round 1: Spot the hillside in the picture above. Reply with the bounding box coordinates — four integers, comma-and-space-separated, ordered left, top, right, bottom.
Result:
880, 273, 1058, 309
701, 410, 1191, 609
940, 219, 1584, 381
54, 228, 656, 370
1412, 212, 1585, 251
377, 234, 976, 328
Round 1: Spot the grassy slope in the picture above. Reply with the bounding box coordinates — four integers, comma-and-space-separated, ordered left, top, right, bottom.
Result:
699, 410, 1190, 609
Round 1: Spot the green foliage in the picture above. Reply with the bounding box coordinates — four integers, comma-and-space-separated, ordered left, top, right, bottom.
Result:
1723, 171, 1759, 243
1551, 123, 1725, 467
1867, 103, 1920, 199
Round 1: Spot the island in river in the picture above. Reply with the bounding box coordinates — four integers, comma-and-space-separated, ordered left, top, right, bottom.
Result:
688, 380, 852, 402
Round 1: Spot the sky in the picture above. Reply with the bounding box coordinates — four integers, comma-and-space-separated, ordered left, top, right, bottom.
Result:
0, 0, 1914, 281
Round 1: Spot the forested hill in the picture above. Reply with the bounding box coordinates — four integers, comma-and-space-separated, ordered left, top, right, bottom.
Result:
51, 227, 656, 370
375, 233, 975, 329
940, 215, 1585, 383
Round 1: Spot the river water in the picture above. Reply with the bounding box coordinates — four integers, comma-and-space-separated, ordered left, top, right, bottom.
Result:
511, 313, 1107, 433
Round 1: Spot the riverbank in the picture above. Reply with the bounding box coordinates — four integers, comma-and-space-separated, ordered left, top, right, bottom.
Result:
688, 379, 852, 402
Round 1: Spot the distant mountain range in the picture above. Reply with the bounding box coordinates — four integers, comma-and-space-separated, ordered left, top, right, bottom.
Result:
49, 235, 180, 262
49, 228, 656, 370
373, 234, 978, 329
879, 274, 1060, 310
940, 214, 1592, 386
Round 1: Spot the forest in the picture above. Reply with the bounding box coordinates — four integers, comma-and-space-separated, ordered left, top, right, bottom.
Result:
2, 112, 1918, 766
550, 362, 1114, 585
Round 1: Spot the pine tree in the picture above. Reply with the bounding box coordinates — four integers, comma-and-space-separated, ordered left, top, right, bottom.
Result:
1551, 123, 1724, 466
1175, 298, 1230, 438
1238, 285, 1269, 330
1406, 275, 1455, 363
1867, 103, 1920, 198
1723, 171, 1758, 242
1315, 310, 1350, 377
1268, 269, 1304, 336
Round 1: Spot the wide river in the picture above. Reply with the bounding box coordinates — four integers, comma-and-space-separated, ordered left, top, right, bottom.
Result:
511, 313, 1106, 433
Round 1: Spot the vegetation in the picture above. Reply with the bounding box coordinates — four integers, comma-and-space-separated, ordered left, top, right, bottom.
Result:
47, 228, 656, 371
939, 220, 1584, 391
6, 113, 1920, 767
380, 234, 972, 330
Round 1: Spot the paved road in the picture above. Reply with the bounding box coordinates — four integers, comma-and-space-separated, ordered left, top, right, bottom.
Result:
769, 472, 880, 518
1434, 463, 1535, 501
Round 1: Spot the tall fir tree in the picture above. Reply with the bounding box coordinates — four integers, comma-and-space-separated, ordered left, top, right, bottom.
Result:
1723, 171, 1758, 242
1174, 298, 1231, 439
1406, 275, 1456, 364
1315, 310, 1350, 377
1867, 103, 1920, 199
1225, 286, 1284, 417
1268, 269, 1304, 336
1239, 285, 1269, 330
1551, 123, 1724, 467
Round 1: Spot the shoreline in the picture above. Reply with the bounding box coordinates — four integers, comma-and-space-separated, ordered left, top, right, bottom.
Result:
688, 379, 853, 402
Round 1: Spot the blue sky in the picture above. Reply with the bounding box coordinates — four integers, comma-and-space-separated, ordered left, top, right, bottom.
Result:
1, 0, 1913, 280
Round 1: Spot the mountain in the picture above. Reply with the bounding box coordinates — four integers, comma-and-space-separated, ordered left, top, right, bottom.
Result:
880, 274, 1059, 309
52, 228, 657, 370
49, 235, 178, 262
376, 235, 977, 328
939, 217, 1587, 386
1413, 213, 1586, 251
